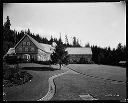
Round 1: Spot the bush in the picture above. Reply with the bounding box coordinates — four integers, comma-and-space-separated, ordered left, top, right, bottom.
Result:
4, 55, 18, 64
34, 61, 51, 65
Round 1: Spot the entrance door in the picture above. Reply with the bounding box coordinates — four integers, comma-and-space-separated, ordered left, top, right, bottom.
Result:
23, 54, 30, 62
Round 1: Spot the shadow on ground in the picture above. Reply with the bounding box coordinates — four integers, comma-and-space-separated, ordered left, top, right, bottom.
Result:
22, 67, 59, 71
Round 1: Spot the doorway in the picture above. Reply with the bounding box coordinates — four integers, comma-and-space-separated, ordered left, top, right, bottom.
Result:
23, 54, 30, 62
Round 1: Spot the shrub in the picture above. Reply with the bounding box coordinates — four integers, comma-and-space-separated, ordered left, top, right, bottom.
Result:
34, 61, 51, 65
4, 55, 18, 65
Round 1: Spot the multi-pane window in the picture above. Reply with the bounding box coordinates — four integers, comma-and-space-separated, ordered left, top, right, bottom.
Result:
31, 47, 35, 51
27, 42, 30, 46
23, 42, 26, 45
19, 47, 22, 52
25, 47, 28, 52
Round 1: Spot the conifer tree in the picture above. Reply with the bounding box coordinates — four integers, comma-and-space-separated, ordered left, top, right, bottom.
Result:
51, 36, 69, 69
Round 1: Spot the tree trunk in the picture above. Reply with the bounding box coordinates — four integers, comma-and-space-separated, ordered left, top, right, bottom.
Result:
59, 63, 61, 69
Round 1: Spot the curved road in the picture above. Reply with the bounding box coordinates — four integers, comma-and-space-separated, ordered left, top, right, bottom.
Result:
37, 67, 78, 101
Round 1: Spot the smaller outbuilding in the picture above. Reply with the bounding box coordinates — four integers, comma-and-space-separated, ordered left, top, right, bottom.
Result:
119, 61, 126, 67
66, 47, 92, 64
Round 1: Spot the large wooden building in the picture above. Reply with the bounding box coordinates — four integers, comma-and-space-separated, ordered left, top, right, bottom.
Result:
4, 34, 54, 62
66, 47, 92, 63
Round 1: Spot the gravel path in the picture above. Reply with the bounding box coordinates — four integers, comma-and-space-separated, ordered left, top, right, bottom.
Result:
37, 67, 78, 101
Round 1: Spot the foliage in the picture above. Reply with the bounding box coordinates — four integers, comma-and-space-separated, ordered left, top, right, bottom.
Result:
85, 42, 90, 47
72, 37, 81, 47
3, 62, 33, 87
51, 40, 69, 69
4, 55, 18, 65
3, 16, 126, 67
91, 43, 126, 66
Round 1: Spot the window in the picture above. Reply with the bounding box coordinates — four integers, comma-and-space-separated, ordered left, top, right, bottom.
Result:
27, 42, 30, 46
31, 47, 35, 51
25, 47, 28, 52
19, 47, 22, 51
23, 42, 26, 45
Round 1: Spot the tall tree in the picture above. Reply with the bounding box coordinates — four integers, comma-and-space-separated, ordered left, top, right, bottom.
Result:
85, 42, 90, 47
4, 16, 11, 30
73, 36, 77, 46
49, 35, 53, 44
51, 36, 69, 69
76, 39, 81, 47
65, 35, 69, 45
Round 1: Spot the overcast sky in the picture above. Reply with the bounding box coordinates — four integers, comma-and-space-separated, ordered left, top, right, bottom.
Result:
3, 2, 126, 49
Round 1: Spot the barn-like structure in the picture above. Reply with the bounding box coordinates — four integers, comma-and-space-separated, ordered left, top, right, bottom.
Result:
4, 34, 54, 62
66, 47, 92, 63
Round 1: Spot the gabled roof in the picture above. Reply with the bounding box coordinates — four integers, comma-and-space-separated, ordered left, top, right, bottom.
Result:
119, 61, 126, 64
14, 34, 54, 53
3, 48, 15, 59
6, 48, 15, 54
66, 47, 92, 55
39, 43, 54, 53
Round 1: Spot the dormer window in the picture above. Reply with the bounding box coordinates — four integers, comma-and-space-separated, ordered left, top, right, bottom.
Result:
19, 47, 22, 51
31, 47, 35, 51
25, 47, 28, 51
27, 42, 30, 46
23, 42, 26, 45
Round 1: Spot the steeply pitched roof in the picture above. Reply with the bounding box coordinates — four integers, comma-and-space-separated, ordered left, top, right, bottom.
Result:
39, 43, 54, 53
6, 48, 15, 54
3, 48, 15, 59
14, 34, 54, 53
66, 47, 92, 55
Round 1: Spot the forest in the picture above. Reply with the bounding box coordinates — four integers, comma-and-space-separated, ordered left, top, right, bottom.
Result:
3, 16, 126, 66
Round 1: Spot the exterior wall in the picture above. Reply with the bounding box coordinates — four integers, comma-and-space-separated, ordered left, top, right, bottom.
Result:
15, 35, 38, 61
15, 35, 38, 54
17, 53, 37, 61
69, 54, 92, 63
37, 49, 51, 61
15, 35, 52, 62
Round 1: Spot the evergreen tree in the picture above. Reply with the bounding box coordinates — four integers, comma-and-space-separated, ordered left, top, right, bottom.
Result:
65, 35, 69, 46
4, 16, 11, 30
85, 42, 90, 47
76, 39, 81, 47
49, 35, 53, 44
51, 37, 69, 69
73, 37, 77, 46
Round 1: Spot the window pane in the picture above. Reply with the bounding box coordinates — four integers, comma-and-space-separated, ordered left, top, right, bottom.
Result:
31, 47, 35, 51
25, 47, 28, 51
23, 42, 26, 45
19, 47, 22, 51
27, 42, 30, 45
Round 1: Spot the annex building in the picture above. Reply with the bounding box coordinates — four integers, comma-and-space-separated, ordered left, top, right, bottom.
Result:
4, 34, 54, 62
66, 47, 92, 63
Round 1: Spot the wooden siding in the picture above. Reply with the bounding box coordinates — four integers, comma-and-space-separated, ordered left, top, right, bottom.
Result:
69, 54, 92, 63
15, 35, 38, 54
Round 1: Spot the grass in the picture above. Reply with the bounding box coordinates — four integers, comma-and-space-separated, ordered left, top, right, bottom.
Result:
52, 72, 126, 101
67, 64, 126, 82
3, 63, 68, 101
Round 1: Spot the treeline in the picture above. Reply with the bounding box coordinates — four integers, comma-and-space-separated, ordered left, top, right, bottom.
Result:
3, 16, 126, 66
91, 44, 126, 66
3, 16, 81, 56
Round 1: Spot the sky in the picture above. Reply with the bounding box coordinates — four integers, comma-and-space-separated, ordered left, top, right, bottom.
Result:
3, 2, 126, 49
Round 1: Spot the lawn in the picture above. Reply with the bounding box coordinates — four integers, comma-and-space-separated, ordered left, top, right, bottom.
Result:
52, 71, 126, 101
67, 64, 126, 82
3, 63, 68, 101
